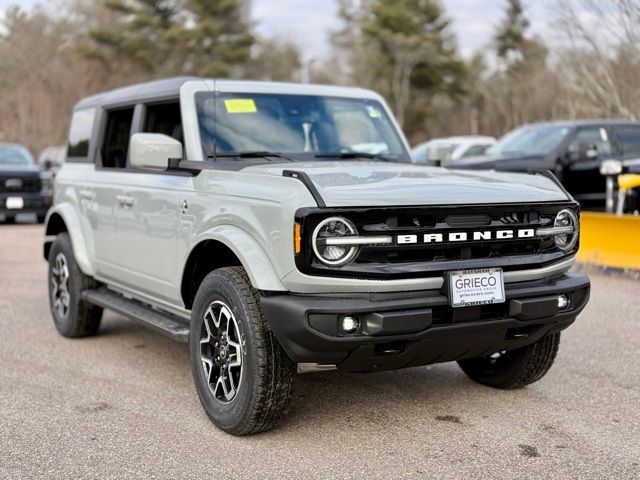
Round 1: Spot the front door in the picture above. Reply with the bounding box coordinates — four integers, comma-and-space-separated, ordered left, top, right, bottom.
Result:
113, 172, 187, 304
564, 126, 616, 210
110, 100, 187, 305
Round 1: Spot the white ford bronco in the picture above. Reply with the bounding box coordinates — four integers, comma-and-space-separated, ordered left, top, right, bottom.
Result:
44, 78, 590, 435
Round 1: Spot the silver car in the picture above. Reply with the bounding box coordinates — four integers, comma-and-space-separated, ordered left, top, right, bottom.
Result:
44, 78, 590, 435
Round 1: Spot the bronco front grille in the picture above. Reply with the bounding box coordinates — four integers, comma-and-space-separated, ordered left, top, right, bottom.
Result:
295, 202, 578, 280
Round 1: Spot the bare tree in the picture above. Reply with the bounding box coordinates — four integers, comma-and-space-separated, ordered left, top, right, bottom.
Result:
553, 0, 640, 119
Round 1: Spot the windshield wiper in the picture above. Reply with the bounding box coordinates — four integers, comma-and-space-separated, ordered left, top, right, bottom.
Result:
209, 151, 295, 162
314, 152, 393, 162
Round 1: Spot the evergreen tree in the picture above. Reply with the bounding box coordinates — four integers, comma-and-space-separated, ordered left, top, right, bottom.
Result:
88, 0, 178, 73
88, 0, 253, 78
495, 0, 530, 69
167, 0, 254, 77
493, 0, 550, 129
334, 0, 465, 131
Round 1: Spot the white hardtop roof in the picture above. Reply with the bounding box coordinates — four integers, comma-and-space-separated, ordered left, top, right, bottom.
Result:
429, 135, 495, 144
413, 135, 495, 149
74, 77, 384, 110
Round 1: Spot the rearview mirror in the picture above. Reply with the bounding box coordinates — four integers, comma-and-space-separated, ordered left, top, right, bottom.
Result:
130, 133, 183, 170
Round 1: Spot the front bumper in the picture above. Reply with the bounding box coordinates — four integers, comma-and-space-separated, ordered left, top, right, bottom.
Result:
0, 192, 52, 217
261, 273, 590, 372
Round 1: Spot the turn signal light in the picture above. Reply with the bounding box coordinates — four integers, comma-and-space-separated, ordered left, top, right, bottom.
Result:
294, 223, 302, 255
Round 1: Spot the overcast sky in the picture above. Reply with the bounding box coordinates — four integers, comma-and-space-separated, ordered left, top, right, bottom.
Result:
0, 0, 551, 60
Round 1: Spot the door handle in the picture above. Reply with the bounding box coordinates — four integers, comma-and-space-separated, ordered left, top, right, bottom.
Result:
116, 194, 136, 208
78, 189, 95, 201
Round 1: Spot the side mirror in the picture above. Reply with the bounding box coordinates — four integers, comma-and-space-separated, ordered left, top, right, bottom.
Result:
130, 133, 183, 170
43, 159, 53, 170
578, 141, 598, 160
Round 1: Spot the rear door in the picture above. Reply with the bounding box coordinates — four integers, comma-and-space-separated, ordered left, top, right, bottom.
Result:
64, 108, 100, 257
91, 106, 135, 281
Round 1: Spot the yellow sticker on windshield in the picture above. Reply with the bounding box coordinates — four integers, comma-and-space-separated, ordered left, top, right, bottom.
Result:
367, 106, 382, 118
224, 99, 257, 113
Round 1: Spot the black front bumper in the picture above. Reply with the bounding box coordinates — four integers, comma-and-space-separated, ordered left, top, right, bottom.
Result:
0, 192, 52, 218
261, 273, 590, 372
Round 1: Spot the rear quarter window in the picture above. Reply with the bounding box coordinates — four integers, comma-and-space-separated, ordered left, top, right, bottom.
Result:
67, 108, 96, 160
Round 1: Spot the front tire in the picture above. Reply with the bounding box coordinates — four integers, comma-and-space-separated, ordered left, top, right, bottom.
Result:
48, 233, 103, 337
457, 333, 561, 389
189, 266, 295, 435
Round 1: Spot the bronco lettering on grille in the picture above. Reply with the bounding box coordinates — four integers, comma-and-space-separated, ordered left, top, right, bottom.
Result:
397, 228, 535, 244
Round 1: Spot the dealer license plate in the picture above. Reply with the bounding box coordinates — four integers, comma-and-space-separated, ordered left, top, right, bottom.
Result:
447, 268, 505, 308
6, 197, 23, 210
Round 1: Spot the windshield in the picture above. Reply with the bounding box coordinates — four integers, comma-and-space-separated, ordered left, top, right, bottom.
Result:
195, 92, 409, 161
486, 125, 571, 157
0, 146, 34, 166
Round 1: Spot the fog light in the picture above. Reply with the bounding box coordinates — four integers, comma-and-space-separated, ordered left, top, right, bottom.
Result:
340, 315, 360, 334
557, 294, 570, 309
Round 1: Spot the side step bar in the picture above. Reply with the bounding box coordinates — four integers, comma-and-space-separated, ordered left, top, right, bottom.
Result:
82, 288, 190, 343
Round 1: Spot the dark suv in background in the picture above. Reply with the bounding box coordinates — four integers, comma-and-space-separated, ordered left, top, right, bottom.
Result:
0, 143, 53, 223
456, 120, 640, 211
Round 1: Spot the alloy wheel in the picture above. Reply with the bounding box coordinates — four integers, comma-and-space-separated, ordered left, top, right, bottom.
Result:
200, 301, 244, 403
51, 253, 70, 318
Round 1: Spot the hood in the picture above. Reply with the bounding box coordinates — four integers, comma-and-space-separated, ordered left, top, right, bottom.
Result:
453, 154, 548, 171
242, 161, 569, 207
0, 164, 41, 176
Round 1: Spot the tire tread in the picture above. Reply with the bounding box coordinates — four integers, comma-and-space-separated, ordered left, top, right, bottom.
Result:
194, 266, 295, 435
458, 333, 561, 389
48, 233, 102, 337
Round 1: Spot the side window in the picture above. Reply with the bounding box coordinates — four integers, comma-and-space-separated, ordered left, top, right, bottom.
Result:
144, 102, 183, 142
567, 127, 613, 161
617, 126, 640, 158
461, 144, 489, 158
67, 108, 96, 161
101, 107, 134, 169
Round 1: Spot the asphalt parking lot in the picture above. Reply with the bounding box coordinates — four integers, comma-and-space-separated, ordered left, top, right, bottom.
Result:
0, 223, 638, 479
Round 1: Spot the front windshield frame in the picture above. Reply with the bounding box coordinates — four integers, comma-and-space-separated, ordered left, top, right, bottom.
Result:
0, 146, 35, 167
195, 91, 411, 163
486, 125, 572, 157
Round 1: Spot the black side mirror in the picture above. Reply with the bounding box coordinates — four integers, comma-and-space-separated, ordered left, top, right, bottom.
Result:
43, 159, 53, 170
578, 142, 598, 160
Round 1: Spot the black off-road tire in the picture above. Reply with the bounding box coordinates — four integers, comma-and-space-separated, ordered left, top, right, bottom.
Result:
48, 233, 103, 337
4, 215, 16, 224
37, 214, 46, 224
457, 333, 561, 389
189, 266, 295, 435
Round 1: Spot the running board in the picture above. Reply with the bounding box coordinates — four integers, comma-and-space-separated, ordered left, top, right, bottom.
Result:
82, 288, 189, 342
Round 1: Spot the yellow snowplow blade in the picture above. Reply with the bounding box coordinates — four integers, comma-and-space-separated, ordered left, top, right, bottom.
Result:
578, 212, 640, 270
618, 174, 640, 193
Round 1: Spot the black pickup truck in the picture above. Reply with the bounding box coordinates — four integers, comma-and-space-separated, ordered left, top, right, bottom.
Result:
455, 120, 640, 211
0, 143, 53, 223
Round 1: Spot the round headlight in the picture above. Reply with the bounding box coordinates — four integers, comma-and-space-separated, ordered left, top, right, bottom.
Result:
554, 209, 579, 251
312, 217, 359, 266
